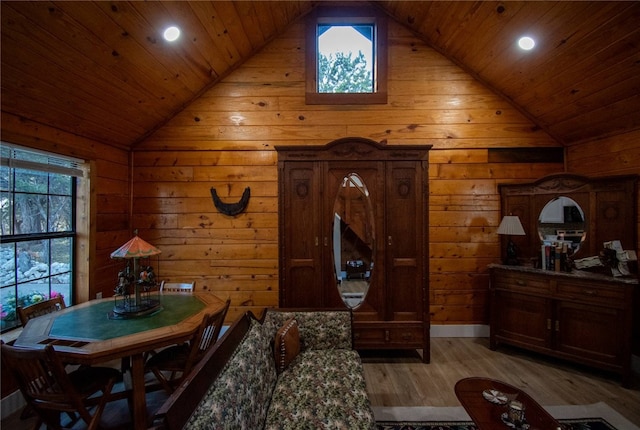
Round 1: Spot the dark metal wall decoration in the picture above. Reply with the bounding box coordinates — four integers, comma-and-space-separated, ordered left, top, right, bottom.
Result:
210, 186, 250, 216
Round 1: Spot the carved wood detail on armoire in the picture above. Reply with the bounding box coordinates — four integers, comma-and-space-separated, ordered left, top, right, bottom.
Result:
276, 137, 432, 362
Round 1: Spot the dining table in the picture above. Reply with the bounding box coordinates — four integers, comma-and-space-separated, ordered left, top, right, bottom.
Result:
13, 291, 227, 429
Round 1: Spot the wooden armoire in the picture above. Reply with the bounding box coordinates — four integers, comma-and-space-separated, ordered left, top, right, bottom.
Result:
276, 137, 431, 362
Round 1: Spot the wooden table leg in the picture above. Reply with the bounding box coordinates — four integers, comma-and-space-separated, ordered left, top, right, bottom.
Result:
130, 353, 147, 429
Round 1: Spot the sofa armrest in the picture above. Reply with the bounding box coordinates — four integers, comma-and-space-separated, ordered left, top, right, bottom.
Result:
263, 308, 353, 350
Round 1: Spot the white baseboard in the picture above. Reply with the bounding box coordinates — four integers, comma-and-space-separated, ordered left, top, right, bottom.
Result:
1, 389, 25, 420
430, 323, 490, 338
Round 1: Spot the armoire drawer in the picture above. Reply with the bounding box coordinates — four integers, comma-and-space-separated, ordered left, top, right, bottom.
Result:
353, 324, 424, 349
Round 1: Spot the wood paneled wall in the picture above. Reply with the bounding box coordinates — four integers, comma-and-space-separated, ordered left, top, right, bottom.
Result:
566, 129, 640, 253
136, 21, 563, 324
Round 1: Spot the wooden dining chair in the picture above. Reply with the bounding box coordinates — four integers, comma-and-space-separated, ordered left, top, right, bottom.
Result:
145, 298, 231, 394
159, 280, 195, 293
1, 342, 123, 430
17, 295, 66, 326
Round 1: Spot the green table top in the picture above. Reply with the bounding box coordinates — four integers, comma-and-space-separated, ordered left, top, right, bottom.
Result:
50, 295, 205, 341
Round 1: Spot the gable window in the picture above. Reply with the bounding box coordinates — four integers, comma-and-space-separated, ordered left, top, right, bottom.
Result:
306, 6, 387, 104
0, 144, 84, 332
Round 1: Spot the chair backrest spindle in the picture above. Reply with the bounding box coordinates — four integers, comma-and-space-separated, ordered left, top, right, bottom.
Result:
187, 298, 231, 373
160, 280, 195, 293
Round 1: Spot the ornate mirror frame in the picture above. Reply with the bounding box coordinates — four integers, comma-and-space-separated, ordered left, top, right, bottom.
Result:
499, 173, 638, 266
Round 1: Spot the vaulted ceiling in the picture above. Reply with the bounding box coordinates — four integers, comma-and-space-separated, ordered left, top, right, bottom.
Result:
2, 1, 639, 150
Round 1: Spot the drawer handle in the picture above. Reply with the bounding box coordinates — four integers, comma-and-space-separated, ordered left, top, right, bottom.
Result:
385, 330, 390, 342
547, 318, 551, 330
354, 333, 360, 339
516, 280, 526, 286
582, 289, 596, 295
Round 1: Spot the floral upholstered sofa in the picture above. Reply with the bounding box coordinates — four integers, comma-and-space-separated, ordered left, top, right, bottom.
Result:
151, 308, 376, 430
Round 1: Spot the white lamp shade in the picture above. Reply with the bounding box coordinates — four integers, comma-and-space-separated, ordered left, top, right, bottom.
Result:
497, 215, 526, 236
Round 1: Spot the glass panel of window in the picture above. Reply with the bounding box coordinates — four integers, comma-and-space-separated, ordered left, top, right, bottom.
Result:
0, 165, 12, 235
0, 145, 76, 332
49, 195, 73, 232
0, 242, 15, 288
318, 24, 374, 94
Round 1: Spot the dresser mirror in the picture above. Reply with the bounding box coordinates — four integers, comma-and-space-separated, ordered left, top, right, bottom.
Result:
332, 173, 375, 308
538, 196, 586, 255
499, 173, 637, 266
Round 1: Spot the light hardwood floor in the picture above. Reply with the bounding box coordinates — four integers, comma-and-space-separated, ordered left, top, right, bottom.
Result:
3, 337, 639, 429
361, 337, 640, 426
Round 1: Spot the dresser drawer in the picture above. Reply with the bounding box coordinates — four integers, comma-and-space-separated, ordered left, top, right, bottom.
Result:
353, 323, 424, 349
556, 281, 627, 306
492, 270, 551, 295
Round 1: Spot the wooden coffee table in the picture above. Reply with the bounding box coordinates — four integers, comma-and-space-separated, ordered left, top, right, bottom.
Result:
455, 377, 563, 430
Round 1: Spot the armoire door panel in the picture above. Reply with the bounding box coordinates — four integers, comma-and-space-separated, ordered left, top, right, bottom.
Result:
280, 163, 323, 307
386, 162, 423, 319
288, 266, 323, 307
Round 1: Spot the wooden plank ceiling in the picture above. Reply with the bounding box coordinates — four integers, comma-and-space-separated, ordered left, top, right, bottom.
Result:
1, 1, 639, 150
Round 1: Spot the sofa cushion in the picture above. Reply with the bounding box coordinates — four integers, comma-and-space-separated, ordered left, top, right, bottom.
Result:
274, 317, 300, 373
183, 318, 277, 430
264, 349, 376, 430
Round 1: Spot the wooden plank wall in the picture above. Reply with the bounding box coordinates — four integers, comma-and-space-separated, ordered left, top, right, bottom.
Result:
135, 21, 563, 324
566, 129, 640, 253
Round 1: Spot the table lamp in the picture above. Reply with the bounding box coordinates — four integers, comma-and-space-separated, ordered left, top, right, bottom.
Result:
497, 215, 526, 265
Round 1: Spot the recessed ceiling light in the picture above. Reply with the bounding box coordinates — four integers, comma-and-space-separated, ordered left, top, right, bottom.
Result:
518, 36, 535, 51
163, 26, 181, 42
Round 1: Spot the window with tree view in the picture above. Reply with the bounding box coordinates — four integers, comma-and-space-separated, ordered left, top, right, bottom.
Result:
318, 24, 374, 93
1, 144, 80, 332
306, 7, 387, 104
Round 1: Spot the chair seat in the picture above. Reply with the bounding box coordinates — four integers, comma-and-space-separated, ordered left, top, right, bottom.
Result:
145, 344, 190, 372
68, 366, 123, 397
